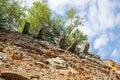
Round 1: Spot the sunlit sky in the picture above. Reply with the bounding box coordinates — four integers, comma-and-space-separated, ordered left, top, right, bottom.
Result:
26, 0, 120, 64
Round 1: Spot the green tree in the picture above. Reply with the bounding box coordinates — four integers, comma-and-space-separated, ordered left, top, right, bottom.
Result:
19, 1, 87, 50
65, 8, 87, 49
19, 1, 64, 43
19, 1, 51, 33
54, 8, 87, 49
0, 0, 25, 30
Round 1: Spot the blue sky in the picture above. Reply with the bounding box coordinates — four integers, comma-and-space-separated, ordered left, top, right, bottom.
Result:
26, 0, 120, 64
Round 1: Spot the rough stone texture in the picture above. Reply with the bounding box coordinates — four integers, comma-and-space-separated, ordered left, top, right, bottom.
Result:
22, 22, 30, 34
0, 29, 120, 80
57, 35, 65, 48
67, 39, 78, 52
80, 41, 89, 53
36, 27, 43, 39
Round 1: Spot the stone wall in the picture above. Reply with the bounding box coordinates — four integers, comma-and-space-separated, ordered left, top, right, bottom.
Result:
0, 29, 120, 80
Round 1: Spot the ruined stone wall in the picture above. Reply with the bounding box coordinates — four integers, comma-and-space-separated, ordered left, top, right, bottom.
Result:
0, 29, 120, 80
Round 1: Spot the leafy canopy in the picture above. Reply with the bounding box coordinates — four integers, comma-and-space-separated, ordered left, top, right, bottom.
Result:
65, 8, 87, 47
19, 1, 51, 33
0, 0, 25, 30
19, 1, 87, 49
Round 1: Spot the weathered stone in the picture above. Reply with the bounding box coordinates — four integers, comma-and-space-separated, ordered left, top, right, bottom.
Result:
3, 45, 25, 57
67, 39, 78, 52
22, 22, 30, 34
0, 52, 8, 63
1, 71, 29, 80
0, 28, 120, 80
36, 27, 43, 39
0, 61, 6, 70
0, 77, 6, 80
57, 34, 65, 48
80, 41, 89, 53
47, 57, 69, 69
30, 74, 39, 80
89, 52, 101, 59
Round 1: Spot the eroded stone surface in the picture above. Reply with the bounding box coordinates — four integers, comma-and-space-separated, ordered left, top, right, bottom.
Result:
0, 30, 120, 80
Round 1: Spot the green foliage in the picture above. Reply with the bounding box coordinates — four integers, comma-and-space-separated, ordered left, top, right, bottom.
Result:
19, 1, 60, 43
0, 0, 25, 30
62, 8, 87, 49
19, 1, 51, 33
19, 1, 65, 43
19, 1, 87, 49
66, 8, 76, 19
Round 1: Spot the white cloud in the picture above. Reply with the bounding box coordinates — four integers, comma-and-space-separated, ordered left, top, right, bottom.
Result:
85, 0, 115, 33
47, 0, 91, 15
94, 32, 116, 50
80, 23, 98, 39
87, 0, 98, 25
98, 0, 115, 29
47, 0, 69, 15
97, 48, 108, 59
111, 49, 119, 58
77, 0, 118, 42
94, 34, 108, 49
116, 13, 120, 26
110, 49, 120, 64
25, 0, 36, 7
25, 0, 45, 8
